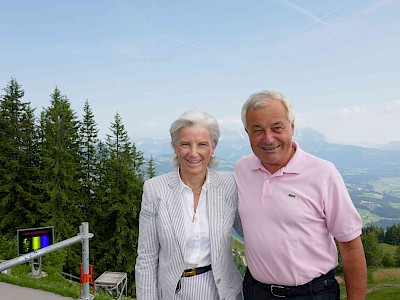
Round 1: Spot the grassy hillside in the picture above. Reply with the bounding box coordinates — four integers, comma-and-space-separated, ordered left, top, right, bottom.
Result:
365, 267, 400, 299
320, 267, 400, 299
332, 267, 400, 299
232, 236, 400, 299
2, 263, 400, 299
0, 264, 133, 300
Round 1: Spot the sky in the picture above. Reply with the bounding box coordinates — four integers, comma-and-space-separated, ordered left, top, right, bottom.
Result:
1, 0, 400, 147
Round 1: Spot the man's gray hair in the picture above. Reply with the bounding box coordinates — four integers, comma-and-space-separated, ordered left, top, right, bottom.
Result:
241, 90, 295, 129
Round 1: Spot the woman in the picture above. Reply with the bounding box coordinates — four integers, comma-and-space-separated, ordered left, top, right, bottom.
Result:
135, 109, 243, 299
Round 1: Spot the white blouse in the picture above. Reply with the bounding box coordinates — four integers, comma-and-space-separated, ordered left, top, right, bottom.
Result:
178, 172, 211, 268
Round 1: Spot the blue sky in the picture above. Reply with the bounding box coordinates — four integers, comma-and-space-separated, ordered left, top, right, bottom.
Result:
1, 0, 399, 146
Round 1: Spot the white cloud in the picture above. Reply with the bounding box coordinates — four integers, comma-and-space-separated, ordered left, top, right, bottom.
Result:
378, 99, 400, 114
147, 122, 157, 128
354, 106, 368, 114
218, 116, 243, 130
338, 107, 351, 116
297, 101, 400, 145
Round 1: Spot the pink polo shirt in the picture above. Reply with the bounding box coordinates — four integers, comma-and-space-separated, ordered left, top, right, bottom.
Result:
233, 142, 362, 286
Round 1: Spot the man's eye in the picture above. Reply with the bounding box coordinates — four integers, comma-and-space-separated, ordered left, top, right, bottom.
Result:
273, 126, 283, 132
253, 129, 263, 134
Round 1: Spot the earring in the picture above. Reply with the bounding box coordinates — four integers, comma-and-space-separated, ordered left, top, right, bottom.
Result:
211, 154, 215, 158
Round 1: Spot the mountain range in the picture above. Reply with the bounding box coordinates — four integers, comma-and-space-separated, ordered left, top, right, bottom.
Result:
135, 127, 400, 228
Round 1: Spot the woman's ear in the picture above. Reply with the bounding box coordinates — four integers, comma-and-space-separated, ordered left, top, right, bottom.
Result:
213, 139, 218, 148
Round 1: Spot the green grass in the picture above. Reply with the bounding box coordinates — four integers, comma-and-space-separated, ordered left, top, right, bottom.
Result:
359, 193, 383, 199
358, 208, 382, 225
365, 267, 400, 300
341, 168, 369, 176
366, 287, 400, 299
0, 264, 134, 300
370, 177, 400, 197
3, 262, 400, 300
389, 202, 400, 209
232, 236, 245, 253
380, 243, 397, 257
338, 267, 400, 299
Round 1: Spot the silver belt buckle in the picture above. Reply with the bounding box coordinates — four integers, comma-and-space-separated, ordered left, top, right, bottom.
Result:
270, 285, 286, 297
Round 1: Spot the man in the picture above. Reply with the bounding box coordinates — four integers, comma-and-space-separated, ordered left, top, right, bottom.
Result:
234, 90, 366, 299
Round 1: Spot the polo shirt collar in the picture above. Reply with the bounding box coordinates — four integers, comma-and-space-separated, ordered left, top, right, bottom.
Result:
249, 141, 304, 175
283, 141, 304, 174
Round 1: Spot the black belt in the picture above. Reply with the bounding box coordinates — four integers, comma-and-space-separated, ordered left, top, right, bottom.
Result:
250, 269, 336, 298
181, 265, 212, 277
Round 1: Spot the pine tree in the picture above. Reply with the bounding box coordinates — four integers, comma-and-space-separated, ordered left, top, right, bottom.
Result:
0, 78, 39, 238
361, 231, 382, 266
384, 224, 399, 245
381, 252, 395, 267
92, 112, 144, 296
395, 246, 400, 267
37, 87, 83, 241
146, 155, 156, 179
78, 100, 99, 222
377, 226, 385, 243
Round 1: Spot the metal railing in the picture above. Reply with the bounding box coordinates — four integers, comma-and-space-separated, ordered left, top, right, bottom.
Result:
0, 222, 94, 300
60, 271, 81, 282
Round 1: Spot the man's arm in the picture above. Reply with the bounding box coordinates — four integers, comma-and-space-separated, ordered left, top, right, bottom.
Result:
338, 236, 367, 300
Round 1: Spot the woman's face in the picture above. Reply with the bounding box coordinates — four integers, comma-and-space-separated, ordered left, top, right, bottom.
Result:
173, 125, 214, 179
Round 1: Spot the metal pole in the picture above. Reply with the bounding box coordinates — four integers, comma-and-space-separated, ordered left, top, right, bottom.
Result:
79, 222, 94, 300
0, 234, 84, 273
0, 222, 95, 298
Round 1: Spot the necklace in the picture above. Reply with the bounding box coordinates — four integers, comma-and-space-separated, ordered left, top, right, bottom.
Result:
191, 186, 202, 195
192, 181, 205, 222
188, 177, 206, 222
191, 188, 201, 222
190, 178, 206, 195
192, 209, 197, 223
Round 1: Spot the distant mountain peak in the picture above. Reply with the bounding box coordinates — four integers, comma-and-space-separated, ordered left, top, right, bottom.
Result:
294, 127, 327, 143
381, 141, 400, 151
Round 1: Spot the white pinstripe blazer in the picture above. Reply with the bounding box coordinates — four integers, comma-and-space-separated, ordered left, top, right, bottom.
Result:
135, 170, 243, 300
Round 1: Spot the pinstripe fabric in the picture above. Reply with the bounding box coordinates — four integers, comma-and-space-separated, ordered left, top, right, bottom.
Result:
174, 270, 219, 299
135, 169, 243, 300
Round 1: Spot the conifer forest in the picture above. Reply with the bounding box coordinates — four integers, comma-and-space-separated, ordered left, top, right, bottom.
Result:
0, 78, 156, 296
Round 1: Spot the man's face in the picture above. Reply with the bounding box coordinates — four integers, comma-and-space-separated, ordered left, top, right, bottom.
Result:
245, 100, 294, 173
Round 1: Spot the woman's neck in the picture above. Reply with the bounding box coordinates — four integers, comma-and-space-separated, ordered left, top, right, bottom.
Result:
180, 171, 207, 191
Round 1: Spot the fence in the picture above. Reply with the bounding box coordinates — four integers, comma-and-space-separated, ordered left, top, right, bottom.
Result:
0, 222, 94, 300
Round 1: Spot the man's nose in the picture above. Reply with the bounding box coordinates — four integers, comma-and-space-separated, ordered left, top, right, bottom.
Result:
262, 130, 274, 143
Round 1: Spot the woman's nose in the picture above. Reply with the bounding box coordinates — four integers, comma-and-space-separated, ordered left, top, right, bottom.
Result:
189, 146, 198, 155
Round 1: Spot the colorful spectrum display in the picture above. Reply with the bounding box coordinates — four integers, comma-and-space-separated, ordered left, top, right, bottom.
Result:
17, 227, 54, 255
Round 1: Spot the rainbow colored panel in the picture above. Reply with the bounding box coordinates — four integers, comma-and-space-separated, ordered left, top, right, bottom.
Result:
41, 235, 50, 248
32, 236, 41, 250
